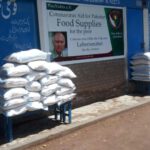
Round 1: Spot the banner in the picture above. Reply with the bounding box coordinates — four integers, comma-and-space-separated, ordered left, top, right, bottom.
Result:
39, 1, 125, 62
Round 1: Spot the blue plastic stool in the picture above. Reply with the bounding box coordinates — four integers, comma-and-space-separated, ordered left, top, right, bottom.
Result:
2, 115, 13, 142
54, 101, 72, 124
2, 101, 72, 143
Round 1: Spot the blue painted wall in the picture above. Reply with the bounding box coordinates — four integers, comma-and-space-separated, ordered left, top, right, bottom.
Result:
0, 0, 145, 65
0, 0, 40, 65
51, 0, 140, 8
127, 8, 144, 79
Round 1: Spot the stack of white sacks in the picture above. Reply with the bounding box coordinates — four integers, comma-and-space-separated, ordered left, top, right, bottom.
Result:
0, 49, 76, 117
131, 52, 150, 81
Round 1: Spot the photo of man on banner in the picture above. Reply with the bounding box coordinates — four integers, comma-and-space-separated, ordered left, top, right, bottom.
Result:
49, 32, 68, 61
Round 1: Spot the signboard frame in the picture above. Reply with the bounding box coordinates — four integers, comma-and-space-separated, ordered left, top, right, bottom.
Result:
37, 0, 127, 65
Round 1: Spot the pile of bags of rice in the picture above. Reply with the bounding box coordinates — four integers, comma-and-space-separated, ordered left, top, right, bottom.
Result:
130, 52, 150, 81
0, 49, 76, 117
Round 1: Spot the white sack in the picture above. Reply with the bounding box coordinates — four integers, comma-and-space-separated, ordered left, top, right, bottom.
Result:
0, 98, 27, 110
28, 60, 49, 71
132, 72, 150, 77
0, 65, 30, 77
25, 81, 41, 92
45, 62, 64, 74
25, 71, 47, 81
26, 101, 47, 111
0, 77, 28, 88
57, 93, 76, 105
4, 49, 50, 63
43, 94, 57, 106
56, 86, 76, 96
132, 76, 150, 81
0, 88, 28, 100
131, 65, 150, 72
132, 52, 150, 60
24, 92, 41, 102
130, 59, 150, 65
40, 75, 59, 86
4, 105, 27, 117
41, 84, 60, 97
56, 66, 77, 78
58, 78, 75, 89
1, 63, 15, 69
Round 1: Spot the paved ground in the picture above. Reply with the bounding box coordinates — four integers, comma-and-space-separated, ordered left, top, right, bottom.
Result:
26, 98, 150, 150
1, 94, 150, 150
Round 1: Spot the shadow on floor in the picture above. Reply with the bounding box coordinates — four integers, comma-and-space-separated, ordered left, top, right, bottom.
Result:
0, 110, 64, 145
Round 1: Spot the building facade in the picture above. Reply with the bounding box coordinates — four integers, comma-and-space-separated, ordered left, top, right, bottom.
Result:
0, 0, 149, 107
